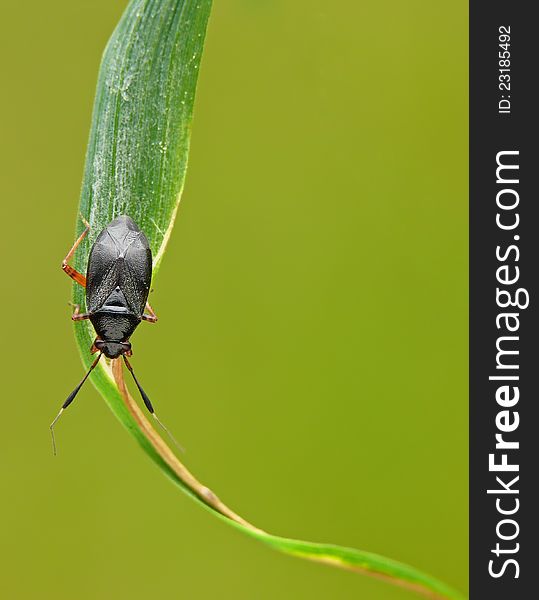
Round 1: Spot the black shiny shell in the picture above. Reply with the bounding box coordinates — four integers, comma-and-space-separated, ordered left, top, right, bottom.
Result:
86, 215, 152, 317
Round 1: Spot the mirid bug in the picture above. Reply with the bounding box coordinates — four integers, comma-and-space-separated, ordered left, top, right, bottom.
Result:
51, 214, 173, 453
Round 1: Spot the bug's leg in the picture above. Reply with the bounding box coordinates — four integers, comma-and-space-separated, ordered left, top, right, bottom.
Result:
142, 301, 158, 323
50, 352, 102, 455
70, 303, 91, 321
61, 216, 90, 287
122, 355, 183, 453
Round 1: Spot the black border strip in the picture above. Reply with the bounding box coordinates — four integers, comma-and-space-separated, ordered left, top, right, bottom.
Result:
470, 2, 537, 597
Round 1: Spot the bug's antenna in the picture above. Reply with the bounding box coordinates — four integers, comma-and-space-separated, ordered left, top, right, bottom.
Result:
50, 353, 102, 455
123, 355, 184, 453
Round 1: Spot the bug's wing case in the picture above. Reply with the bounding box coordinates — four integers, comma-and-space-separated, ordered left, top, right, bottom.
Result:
122, 232, 152, 315
86, 216, 152, 316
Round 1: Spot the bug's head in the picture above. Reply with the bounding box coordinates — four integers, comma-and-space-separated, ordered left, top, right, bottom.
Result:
95, 340, 132, 359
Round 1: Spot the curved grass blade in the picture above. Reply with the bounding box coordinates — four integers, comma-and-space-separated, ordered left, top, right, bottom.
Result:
66, 1, 467, 598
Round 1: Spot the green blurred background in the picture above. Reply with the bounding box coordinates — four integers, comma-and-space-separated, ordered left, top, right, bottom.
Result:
0, 1, 467, 598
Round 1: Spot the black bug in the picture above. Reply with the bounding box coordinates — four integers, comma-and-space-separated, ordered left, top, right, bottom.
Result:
51, 214, 173, 453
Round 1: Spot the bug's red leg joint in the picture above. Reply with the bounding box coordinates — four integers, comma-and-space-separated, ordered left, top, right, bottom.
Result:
142, 301, 158, 323
70, 304, 90, 321
61, 218, 90, 287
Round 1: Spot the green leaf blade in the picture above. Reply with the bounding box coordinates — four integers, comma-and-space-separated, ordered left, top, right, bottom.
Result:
75, 0, 210, 269
67, 2, 466, 599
